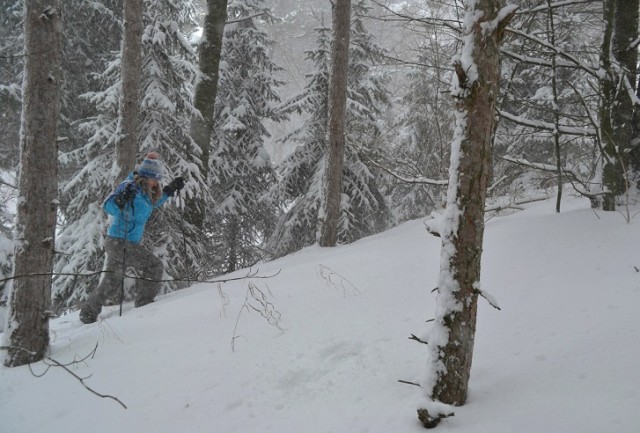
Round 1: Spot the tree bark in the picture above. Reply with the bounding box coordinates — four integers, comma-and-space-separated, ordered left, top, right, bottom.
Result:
418, 0, 515, 427
600, 0, 639, 211
116, 0, 143, 180
548, 0, 562, 212
188, 0, 228, 229
319, 0, 351, 247
4, 0, 62, 367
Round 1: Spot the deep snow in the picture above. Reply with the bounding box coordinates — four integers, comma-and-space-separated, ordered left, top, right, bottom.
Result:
1, 194, 639, 433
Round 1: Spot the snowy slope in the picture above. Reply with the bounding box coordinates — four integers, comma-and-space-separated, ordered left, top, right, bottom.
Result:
1, 195, 639, 433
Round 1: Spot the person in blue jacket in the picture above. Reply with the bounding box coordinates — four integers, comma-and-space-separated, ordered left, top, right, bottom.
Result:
80, 152, 184, 324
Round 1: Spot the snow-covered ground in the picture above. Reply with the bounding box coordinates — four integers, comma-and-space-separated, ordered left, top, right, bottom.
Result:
1, 195, 639, 433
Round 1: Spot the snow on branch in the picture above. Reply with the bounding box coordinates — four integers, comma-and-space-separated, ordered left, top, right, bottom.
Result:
505, 27, 599, 77
474, 285, 501, 311
364, 155, 448, 186
501, 49, 577, 68
499, 156, 605, 199
501, 155, 582, 179
498, 109, 597, 136
517, 0, 599, 15
368, 0, 463, 33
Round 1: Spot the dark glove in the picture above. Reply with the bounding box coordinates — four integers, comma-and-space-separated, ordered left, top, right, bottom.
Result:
114, 182, 136, 209
163, 176, 185, 197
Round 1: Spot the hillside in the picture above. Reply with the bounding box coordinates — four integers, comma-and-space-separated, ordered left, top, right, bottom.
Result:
1, 194, 639, 433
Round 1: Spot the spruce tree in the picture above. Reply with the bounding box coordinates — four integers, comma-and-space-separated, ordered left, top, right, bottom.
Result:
53, 0, 205, 310
207, 0, 285, 273
268, 2, 391, 258
139, 0, 206, 287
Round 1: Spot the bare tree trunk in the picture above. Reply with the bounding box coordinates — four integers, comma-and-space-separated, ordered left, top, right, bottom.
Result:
116, 0, 143, 180
319, 0, 351, 247
4, 0, 62, 367
417, 0, 515, 428
188, 0, 228, 229
548, 0, 562, 212
600, 0, 639, 211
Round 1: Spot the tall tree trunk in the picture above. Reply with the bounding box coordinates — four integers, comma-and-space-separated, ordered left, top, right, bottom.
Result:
417, 0, 515, 428
4, 0, 62, 367
188, 0, 228, 229
548, 0, 562, 212
319, 0, 351, 247
600, 0, 639, 211
116, 0, 143, 180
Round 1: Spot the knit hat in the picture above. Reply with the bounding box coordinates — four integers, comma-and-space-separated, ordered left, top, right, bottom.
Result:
137, 152, 164, 180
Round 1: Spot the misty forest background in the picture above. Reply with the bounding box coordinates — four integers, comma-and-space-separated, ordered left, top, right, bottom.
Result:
0, 0, 637, 315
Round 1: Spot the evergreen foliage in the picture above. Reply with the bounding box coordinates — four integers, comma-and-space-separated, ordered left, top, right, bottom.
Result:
207, 0, 285, 273
386, 24, 455, 222
267, 1, 391, 258
53, 0, 205, 311
138, 0, 207, 287
0, 0, 23, 301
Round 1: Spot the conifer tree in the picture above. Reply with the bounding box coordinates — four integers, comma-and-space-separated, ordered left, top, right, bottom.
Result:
53, 0, 205, 309
138, 0, 206, 287
53, 3, 124, 311
207, 0, 285, 273
0, 0, 23, 303
268, 2, 391, 258
386, 11, 456, 222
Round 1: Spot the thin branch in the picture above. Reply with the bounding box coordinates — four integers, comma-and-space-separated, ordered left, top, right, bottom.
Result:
0, 267, 282, 286
225, 11, 266, 25
517, 0, 600, 14
498, 109, 597, 136
398, 379, 422, 387
409, 334, 429, 345
364, 154, 448, 186
45, 353, 127, 409
484, 194, 551, 213
1, 343, 127, 409
475, 289, 501, 311
505, 26, 599, 77
369, 0, 462, 33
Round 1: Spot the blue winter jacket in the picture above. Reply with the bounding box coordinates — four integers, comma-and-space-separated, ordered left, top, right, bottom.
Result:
104, 173, 169, 244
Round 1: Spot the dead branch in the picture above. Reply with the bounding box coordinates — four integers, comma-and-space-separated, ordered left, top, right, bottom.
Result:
517, 0, 599, 15
409, 334, 429, 345
0, 267, 282, 287
316, 264, 361, 297
231, 282, 283, 352
505, 27, 599, 77
363, 154, 448, 186
475, 289, 501, 311
398, 379, 422, 387
497, 109, 596, 136
1, 343, 127, 409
